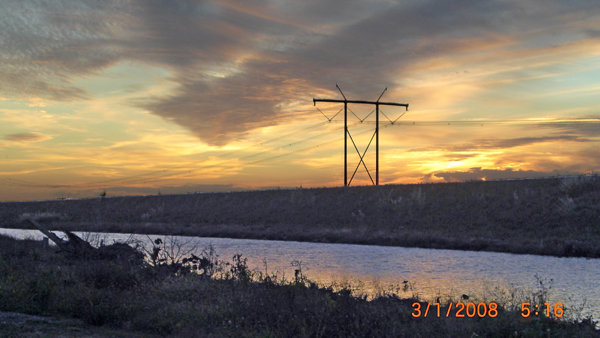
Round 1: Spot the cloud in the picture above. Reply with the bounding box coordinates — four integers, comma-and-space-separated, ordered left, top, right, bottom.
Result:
2, 132, 52, 142
2, 0, 600, 145
408, 135, 591, 153
535, 119, 600, 138
426, 167, 581, 182
133, 63, 313, 146
134, 0, 600, 144
442, 153, 478, 161
586, 29, 600, 38
0, 1, 129, 100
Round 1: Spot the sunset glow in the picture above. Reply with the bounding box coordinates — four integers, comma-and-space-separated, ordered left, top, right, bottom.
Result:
1, 0, 600, 201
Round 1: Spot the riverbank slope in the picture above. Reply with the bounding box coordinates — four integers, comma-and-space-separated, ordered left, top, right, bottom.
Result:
1, 234, 598, 337
1, 175, 599, 258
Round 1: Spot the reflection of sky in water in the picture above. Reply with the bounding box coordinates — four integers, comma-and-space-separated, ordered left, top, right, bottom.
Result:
3, 229, 599, 321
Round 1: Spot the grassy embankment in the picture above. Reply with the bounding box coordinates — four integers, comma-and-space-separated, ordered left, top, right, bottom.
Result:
0, 234, 598, 337
1, 175, 600, 258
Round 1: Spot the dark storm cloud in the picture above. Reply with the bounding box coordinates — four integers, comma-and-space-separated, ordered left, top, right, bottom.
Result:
2, 0, 599, 144
3, 132, 51, 142
409, 135, 590, 153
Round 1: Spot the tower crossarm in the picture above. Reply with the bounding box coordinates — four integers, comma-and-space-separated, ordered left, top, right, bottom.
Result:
313, 86, 409, 186
313, 98, 408, 108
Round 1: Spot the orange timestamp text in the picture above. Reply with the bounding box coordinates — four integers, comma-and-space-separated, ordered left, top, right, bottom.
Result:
520, 302, 564, 318
412, 301, 499, 318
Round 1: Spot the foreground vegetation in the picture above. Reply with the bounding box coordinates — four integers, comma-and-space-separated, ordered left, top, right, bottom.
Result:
2, 175, 600, 258
0, 234, 598, 337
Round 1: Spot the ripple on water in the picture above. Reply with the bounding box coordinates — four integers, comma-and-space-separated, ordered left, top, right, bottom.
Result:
1, 228, 599, 321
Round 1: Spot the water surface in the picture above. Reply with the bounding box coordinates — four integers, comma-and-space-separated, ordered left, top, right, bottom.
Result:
2, 228, 598, 321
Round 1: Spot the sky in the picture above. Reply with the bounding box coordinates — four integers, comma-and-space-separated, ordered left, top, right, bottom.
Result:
1, 0, 600, 201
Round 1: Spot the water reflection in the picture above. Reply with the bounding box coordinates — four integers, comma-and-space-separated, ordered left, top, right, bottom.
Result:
2, 228, 598, 321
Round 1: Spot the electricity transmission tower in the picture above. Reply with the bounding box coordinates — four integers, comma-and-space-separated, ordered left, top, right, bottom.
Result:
313, 85, 409, 186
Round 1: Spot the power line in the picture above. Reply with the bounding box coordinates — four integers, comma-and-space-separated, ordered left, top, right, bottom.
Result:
3, 117, 599, 189
174, 124, 393, 180
1, 121, 369, 188
79, 121, 332, 186
313, 85, 409, 186
329, 118, 600, 126
85, 121, 373, 186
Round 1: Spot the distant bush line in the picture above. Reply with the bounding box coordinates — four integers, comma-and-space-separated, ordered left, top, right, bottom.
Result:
1, 176, 600, 258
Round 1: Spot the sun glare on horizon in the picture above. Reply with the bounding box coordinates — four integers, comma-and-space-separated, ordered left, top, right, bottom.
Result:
1, 1, 600, 201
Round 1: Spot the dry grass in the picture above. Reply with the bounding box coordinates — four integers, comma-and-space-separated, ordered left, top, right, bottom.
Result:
2, 175, 600, 258
0, 234, 598, 337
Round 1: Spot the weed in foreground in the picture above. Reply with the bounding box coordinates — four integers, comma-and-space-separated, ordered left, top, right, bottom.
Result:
0, 235, 598, 337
